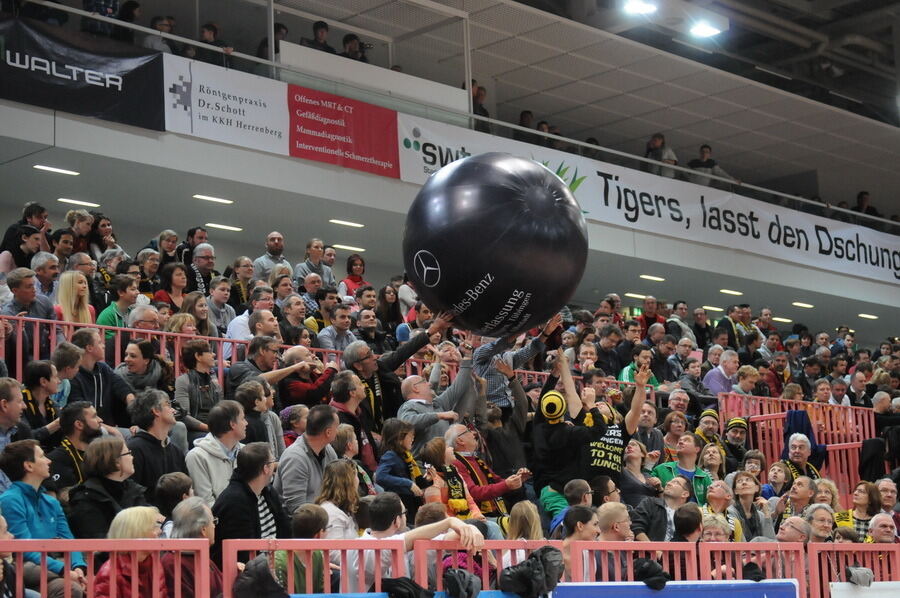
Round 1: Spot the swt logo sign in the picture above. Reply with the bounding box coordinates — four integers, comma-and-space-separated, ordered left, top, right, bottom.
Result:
402, 126, 471, 175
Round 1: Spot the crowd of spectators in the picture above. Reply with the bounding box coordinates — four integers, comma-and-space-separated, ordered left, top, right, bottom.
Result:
0, 199, 896, 595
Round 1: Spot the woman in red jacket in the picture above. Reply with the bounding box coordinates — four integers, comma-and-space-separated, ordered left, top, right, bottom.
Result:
95, 506, 169, 598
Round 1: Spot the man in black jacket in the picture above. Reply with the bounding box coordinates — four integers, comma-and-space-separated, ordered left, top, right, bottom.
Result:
47, 401, 103, 492
69, 328, 134, 430
631, 475, 691, 542
342, 311, 452, 433
212, 442, 290, 565
126, 390, 187, 504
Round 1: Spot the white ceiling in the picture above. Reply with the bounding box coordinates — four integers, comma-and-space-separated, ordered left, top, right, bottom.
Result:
274, 0, 900, 214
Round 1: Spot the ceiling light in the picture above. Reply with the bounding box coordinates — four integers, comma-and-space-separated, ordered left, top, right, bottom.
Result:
639, 274, 665, 282
57, 198, 100, 207
624, 0, 657, 15
858, 313, 878, 320
205, 223, 243, 232
719, 289, 743, 296
702, 305, 724, 312
849, 329, 855, 333
624, 293, 646, 300
193, 194, 234, 205
34, 164, 80, 176
792, 302, 814, 309
332, 244, 365, 252
772, 317, 793, 323
690, 21, 722, 37
329, 219, 365, 228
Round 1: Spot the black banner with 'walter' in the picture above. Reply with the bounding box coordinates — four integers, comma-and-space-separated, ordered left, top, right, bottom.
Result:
0, 17, 164, 130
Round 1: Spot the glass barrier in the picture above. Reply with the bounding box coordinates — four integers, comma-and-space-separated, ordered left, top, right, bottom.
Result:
12, 0, 900, 236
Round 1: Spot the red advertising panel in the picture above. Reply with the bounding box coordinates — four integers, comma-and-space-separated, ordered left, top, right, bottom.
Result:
288, 85, 400, 178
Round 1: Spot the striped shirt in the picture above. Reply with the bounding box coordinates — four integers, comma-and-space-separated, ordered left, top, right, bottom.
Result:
258, 494, 277, 539
473, 337, 545, 408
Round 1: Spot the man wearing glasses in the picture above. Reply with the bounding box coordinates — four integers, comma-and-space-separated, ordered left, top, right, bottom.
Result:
225, 336, 308, 401
105, 304, 160, 363
342, 312, 453, 434
185, 243, 218, 295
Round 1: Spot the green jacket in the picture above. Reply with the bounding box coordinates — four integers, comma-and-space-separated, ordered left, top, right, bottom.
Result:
651, 460, 713, 506
618, 363, 660, 388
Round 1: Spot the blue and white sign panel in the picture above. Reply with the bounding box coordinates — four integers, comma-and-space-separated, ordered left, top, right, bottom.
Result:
555, 579, 798, 598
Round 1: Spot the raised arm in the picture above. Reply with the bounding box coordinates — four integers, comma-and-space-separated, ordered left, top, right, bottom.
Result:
624, 364, 651, 435
556, 348, 582, 419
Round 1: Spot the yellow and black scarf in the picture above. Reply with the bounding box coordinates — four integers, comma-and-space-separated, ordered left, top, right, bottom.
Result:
782, 458, 820, 482
440, 465, 471, 519
23, 388, 58, 423
401, 450, 423, 481
60, 437, 85, 485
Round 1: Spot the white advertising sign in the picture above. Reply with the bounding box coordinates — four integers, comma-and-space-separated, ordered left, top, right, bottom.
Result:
397, 113, 900, 285
163, 54, 288, 155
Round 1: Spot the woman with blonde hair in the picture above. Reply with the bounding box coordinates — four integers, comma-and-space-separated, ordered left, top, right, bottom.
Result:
502, 501, 544, 568
315, 459, 360, 543
180, 291, 218, 337
164, 313, 197, 363
65, 209, 93, 254
814, 478, 843, 512
156, 229, 178, 268
54, 270, 95, 324
506, 501, 542, 541
95, 506, 168, 598
699, 442, 726, 481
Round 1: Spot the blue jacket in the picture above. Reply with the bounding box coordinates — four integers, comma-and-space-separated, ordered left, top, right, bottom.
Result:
375, 450, 414, 496
0, 481, 86, 574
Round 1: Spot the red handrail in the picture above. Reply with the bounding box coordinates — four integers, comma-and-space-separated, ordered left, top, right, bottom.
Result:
220, 538, 406, 597
0, 538, 210, 598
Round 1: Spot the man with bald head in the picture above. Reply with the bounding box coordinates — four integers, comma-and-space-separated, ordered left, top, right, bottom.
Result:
397, 346, 474, 455
636, 295, 665, 340
775, 516, 811, 543
253, 231, 291, 280
279, 345, 339, 408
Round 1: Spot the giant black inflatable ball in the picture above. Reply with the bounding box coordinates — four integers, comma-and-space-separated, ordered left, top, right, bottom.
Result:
403, 152, 588, 336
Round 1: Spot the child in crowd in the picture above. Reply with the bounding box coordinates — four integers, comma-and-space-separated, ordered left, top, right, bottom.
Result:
281, 404, 308, 447
375, 418, 435, 520
274, 504, 329, 593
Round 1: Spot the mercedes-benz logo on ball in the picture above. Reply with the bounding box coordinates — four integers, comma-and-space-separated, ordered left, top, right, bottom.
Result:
413, 250, 441, 288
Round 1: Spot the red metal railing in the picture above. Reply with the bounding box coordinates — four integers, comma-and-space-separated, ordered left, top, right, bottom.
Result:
698, 541, 807, 596
749, 411, 864, 507
0, 538, 210, 598
808, 542, 900, 598
568, 540, 699, 582
220, 538, 406, 597
719, 392, 875, 444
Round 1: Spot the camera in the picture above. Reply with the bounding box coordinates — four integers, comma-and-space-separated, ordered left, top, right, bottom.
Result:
360, 42, 374, 50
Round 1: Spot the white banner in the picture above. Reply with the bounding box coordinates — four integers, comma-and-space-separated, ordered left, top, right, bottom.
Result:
163, 54, 288, 155
397, 113, 900, 285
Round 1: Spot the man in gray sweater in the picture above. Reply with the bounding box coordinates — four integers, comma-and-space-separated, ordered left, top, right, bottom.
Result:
274, 404, 338, 515
397, 345, 475, 457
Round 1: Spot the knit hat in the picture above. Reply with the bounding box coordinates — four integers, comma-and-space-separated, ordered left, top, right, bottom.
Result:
540, 391, 566, 423
726, 417, 748, 431
699, 408, 719, 422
